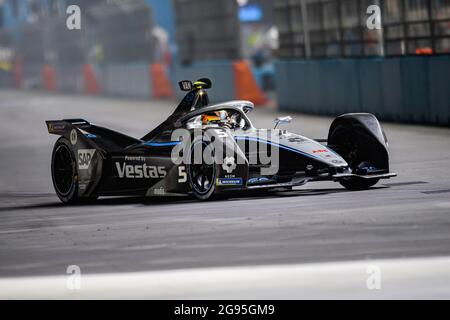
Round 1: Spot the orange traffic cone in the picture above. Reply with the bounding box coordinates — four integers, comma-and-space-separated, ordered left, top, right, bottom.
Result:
83, 64, 101, 94
233, 60, 267, 106
42, 65, 57, 91
13, 59, 23, 88
150, 63, 174, 98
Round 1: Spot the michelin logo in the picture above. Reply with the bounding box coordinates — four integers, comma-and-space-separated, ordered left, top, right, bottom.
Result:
78, 149, 96, 170
217, 178, 243, 186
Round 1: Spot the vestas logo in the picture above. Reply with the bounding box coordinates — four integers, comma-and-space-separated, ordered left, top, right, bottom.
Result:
115, 162, 167, 179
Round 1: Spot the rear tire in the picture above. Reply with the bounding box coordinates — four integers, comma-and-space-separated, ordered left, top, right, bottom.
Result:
51, 138, 79, 204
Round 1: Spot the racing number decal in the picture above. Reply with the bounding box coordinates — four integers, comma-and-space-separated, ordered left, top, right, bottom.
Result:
214, 130, 228, 139
178, 166, 187, 183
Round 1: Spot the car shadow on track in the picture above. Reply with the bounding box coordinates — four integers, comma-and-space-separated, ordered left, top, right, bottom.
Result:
0, 186, 388, 212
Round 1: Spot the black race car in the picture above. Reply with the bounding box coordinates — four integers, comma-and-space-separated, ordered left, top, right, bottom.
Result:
46, 78, 396, 203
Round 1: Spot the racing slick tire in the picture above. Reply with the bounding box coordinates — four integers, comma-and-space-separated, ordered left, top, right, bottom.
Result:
339, 177, 380, 191
187, 137, 218, 201
329, 124, 381, 191
51, 137, 98, 204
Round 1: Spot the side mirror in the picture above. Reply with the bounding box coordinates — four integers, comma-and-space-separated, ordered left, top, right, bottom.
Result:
179, 80, 193, 91
274, 116, 292, 129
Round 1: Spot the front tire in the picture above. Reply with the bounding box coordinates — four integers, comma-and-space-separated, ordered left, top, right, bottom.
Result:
330, 124, 381, 191
339, 177, 380, 191
187, 138, 217, 200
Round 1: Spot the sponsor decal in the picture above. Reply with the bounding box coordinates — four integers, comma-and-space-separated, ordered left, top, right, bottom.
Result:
48, 123, 65, 132
78, 149, 96, 170
124, 155, 146, 162
178, 166, 187, 183
222, 156, 236, 173
78, 183, 87, 191
288, 137, 306, 143
153, 187, 166, 196
217, 178, 243, 186
248, 177, 270, 184
70, 129, 78, 145
313, 149, 328, 153
332, 159, 345, 164
115, 162, 166, 179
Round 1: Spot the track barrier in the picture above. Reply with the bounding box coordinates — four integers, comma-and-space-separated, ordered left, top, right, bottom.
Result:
102, 64, 152, 99
276, 56, 450, 126
4, 60, 270, 108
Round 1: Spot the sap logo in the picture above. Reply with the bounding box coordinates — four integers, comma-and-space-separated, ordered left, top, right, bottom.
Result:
78, 149, 96, 170
115, 163, 167, 179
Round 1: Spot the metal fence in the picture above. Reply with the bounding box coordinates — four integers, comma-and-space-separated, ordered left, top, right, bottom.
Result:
173, 0, 241, 64
274, 0, 450, 58
90, 1, 155, 63
6, 0, 155, 66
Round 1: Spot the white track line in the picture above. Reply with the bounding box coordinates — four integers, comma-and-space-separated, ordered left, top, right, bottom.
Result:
1, 257, 450, 299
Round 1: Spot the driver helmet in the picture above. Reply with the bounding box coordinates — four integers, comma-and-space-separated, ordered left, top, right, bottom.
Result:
202, 110, 229, 126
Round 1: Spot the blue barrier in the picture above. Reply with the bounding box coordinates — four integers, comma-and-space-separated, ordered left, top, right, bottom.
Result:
102, 63, 152, 99
380, 58, 402, 121
428, 56, 450, 125
56, 65, 84, 93
276, 56, 450, 126
358, 59, 383, 116
400, 57, 430, 123
173, 61, 235, 103
0, 70, 14, 87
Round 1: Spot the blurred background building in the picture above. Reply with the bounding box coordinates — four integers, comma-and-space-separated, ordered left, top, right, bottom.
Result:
0, 0, 449, 125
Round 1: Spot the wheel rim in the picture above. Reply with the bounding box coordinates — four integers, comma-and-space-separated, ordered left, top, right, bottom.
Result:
189, 142, 215, 195
53, 144, 75, 196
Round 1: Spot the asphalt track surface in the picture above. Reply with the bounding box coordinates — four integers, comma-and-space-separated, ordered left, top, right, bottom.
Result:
0, 90, 450, 298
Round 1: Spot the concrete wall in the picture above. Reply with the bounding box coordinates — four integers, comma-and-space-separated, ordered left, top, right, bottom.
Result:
276, 56, 450, 126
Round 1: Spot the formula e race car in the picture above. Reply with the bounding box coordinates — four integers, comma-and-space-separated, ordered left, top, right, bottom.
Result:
46, 78, 396, 203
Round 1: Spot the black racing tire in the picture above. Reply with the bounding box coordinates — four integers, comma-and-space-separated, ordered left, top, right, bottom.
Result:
187, 138, 217, 201
51, 137, 79, 204
339, 177, 380, 191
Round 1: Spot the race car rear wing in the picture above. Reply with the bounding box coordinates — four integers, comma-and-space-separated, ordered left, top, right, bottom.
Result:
46, 119, 91, 135
46, 118, 142, 153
